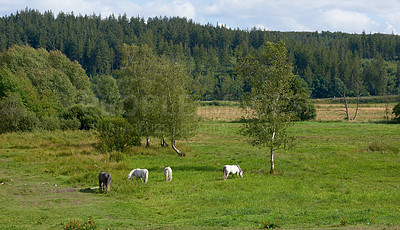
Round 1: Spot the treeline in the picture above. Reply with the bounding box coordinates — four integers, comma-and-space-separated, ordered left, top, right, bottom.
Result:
1, 9, 400, 99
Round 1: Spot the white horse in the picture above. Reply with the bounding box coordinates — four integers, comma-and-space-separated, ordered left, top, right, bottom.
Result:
128, 168, 149, 183
164, 167, 172, 182
223, 164, 243, 180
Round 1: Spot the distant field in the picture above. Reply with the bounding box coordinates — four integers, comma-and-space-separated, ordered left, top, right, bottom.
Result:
1, 120, 400, 229
197, 100, 398, 122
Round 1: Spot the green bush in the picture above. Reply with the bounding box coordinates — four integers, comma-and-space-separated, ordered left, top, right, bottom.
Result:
0, 93, 39, 133
97, 117, 141, 152
62, 217, 97, 230
60, 118, 81, 130
61, 104, 105, 130
393, 102, 400, 120
40, 116, 60, 131
291, 96, 317, 121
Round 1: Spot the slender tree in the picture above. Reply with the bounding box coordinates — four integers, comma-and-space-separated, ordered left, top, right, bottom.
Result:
237, 41, 295, 174
116, 44, 197, 154
156, 57, 198, 156
116, 44, 158, 146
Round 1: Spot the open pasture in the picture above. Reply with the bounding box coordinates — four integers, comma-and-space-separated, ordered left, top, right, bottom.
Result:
197, 100, 397, 122
1, 103, 400, 229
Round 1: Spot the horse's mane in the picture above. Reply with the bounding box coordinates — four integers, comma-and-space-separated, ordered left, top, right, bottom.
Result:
234, 164, 242, 172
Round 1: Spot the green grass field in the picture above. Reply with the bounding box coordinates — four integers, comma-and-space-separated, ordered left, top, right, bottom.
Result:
1, 109, 400, 229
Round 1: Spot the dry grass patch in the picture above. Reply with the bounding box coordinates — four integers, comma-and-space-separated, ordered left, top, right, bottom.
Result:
196, 101, 397, 122
197, 106, 245, 122
316, 103, 396, 121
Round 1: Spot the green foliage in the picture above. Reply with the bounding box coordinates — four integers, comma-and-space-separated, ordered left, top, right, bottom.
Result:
0, 92, 39, 133
237, 42, 296, 172
116, 44, 160, 140
291, 76, 316, 121
62, 217, 97, 230
392, 102, 400, 120
97, 117, 141, 152
0, 45, 96, 121
90, 74, 122, 115
117, 44, 198, 153
60, 118, 81, 130
61, 104, 106, 130
3, 9, 400, 100
40, 116, 60, 131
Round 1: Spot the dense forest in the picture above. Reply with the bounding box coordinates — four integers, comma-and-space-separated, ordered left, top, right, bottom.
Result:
1, 9, 400, 100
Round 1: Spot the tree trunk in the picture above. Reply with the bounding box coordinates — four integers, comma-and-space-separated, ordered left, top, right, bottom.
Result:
172, 139, 185, 157
270, 147, 275, 174
161, 136, 168, 147
343, 93, 350, 121
146, 136, 150, 147
353, 93, 360, 121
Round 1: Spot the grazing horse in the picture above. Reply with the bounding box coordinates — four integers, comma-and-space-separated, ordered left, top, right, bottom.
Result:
128, 168, 149, 183
98, 171, 111, 191
164, 167, 172, 182
223, 165, 243, 180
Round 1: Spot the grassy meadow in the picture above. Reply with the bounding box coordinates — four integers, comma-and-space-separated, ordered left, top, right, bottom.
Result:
1, 100, 400, 229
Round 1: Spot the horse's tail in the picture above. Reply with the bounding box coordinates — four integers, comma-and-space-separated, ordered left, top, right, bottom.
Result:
223, 166, 227, 180
107, 173, 111, 191
144, 170, 148, 183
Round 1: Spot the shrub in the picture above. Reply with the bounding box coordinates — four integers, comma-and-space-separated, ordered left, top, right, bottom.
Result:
62, 217, 97, 230
291, 96, 317, 121
61, 104, 105, 130
60, 118, 81, 130
40, 116, 60, 131
97, 117, 141, 152
392, 102, 400, 121
0, 93, 39, 133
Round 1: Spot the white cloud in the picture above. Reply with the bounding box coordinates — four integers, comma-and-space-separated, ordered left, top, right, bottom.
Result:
319, 9, 375, 33
143, 0, 195, 19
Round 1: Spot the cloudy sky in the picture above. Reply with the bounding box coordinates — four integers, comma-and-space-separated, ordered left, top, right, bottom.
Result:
1, 0, 400, 34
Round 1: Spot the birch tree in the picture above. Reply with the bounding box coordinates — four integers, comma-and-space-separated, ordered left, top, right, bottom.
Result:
156, 57, 198, 156
116, 44, 158, 146
117, 44, 197, 154
237, 42, 295, 174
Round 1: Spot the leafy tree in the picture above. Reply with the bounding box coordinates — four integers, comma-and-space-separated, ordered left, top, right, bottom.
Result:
97, 117, 141, 152
311, 74, 329, 98
116, 44, 159, 146
155, 57, 198, 156
117, 44, 197, 155
290, 76, 316, 121
237, 41, 296, 174
363, 55, 387, 96
91, 74, 122, 115
0, 45, 96, 119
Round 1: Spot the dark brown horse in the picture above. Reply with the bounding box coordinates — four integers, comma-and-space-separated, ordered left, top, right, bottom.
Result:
98, 171, 111, 191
